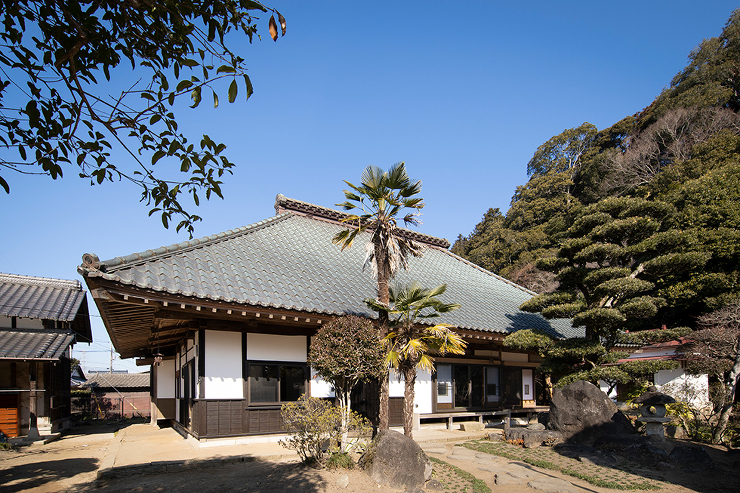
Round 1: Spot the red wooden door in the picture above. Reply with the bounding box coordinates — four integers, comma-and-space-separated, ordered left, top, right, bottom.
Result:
0, 394, 20, 438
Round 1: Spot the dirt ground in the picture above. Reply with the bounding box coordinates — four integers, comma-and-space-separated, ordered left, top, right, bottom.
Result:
1, 424, 739, 493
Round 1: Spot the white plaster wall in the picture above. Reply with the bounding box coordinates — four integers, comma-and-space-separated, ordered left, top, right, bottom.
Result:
310, 368, 335, 398
156, 359, 176, 399
389, 370, 404, 397
414, 369, 432, 414
204, 330, 243, 399
387, 369, 432, 414
247, 333, 306, 362
656, 370, 710, 408
598, 380, 618, 400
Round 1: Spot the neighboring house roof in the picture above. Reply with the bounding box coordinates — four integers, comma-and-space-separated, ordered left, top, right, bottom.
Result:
82, 372, 150, 390
79, 195, 579, 349
0, 329, 75, 360
0, 273, 86, 321
0, 273, 93, 342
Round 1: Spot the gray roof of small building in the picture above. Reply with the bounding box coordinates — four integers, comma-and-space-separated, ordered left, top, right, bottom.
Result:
0, 273, 87, 322
0, 329, 75, 360
82, 372, 150, 389
80, 198, 581, 339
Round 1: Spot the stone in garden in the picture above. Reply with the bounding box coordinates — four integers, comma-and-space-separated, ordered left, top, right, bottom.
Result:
358, 430, 432, 490
488, 432, 502, 441
548, 380, 635, 444
591, 435, 668, 465
553, 443, 616, 467
669, 445, 717, 470
335, 474, 349, 488
505, 427, 562, 448
634, 387, 675, 437
424, 479, 445, 491
527, 423, 546, 431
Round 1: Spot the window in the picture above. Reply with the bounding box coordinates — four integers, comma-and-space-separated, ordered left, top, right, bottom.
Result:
248, 363, 306, 404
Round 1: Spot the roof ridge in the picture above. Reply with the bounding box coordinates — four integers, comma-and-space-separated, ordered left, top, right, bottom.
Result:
84, 213, 294, 272
441, 249, 539, 296
0, 273, 82, 290
274, 194, 450, 248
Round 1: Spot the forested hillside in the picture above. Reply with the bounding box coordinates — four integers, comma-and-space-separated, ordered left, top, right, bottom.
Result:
452, 9, 740, 332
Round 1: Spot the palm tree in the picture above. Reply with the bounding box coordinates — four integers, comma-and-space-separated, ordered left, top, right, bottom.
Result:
366, 283, 466, 437
333, 162, 424, 430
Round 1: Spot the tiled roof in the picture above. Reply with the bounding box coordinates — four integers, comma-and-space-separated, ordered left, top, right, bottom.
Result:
79, 197, 580, 339
0, 329, 75, 360
0, 273, 87, 322
82, 372, 150, 389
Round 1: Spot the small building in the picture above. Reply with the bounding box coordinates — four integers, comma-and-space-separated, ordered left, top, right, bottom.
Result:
601, 339, 710, 408
0, 273, 92, 438
80, 372, 151, 419
78, 195, 578, 441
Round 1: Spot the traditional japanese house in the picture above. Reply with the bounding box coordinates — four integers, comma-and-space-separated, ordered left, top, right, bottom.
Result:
0, 273, 92, 438
78, 195, 579, 441
81, 372, 151, 419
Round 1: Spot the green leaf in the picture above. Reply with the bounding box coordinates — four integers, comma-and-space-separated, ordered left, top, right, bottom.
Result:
190, 86, 202, 108
244, 74, 253, 100
228, 79, 238, 103
212, 90, 219, 109
216, 65, 236, 74
151, 150, 166, 165
176, 80, 193, 92
0, 175, 9, 193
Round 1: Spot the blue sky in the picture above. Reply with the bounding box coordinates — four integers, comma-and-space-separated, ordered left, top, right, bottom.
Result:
1, 1, 737, 373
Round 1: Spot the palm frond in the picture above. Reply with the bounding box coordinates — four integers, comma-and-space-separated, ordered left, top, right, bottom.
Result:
361, 165, 386, 190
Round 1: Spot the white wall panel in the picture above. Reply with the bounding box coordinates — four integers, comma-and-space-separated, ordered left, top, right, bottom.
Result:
156, 359, 176, 399
204, 330, 243, 399
310, 368, 335, 398
247, 333, 306, 362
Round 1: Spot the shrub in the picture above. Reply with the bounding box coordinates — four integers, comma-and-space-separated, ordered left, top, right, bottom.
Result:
279, 395, 371, 465
326, 451, 354, 469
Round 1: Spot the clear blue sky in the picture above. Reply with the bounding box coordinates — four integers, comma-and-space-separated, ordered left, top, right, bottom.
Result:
1, 1, 737, 373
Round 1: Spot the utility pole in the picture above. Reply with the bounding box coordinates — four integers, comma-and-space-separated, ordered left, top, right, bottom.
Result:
110, 343, 113, 374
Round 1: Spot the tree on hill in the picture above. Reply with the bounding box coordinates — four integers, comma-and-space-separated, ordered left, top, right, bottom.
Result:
519, 196, 705, 341
0, 0, 285, 236
333, 162, 424, 430
308, 315, 385, 452
642, 8, 740, 125
366, 283, 466, 438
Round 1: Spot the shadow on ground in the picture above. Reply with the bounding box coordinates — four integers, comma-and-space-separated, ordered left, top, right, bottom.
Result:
547, 439, 740, 493
76, 460, 329, 493
0, 457, 99, 492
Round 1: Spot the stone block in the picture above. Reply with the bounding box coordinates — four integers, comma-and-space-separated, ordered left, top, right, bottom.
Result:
460, 421, 484, 432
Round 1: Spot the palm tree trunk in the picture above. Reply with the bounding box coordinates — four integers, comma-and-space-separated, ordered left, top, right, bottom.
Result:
378, 310, 390, 430
376, 238, 391, 431
403, 365, 416, 438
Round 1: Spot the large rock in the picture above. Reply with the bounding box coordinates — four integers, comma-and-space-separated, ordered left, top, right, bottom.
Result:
669, 445, 717, 471
358, 430, 432, 490
593, 434, 668, 466
548, 380, 635, 444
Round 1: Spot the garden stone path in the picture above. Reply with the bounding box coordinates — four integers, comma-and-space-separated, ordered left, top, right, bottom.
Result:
422, 442, 579, 493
